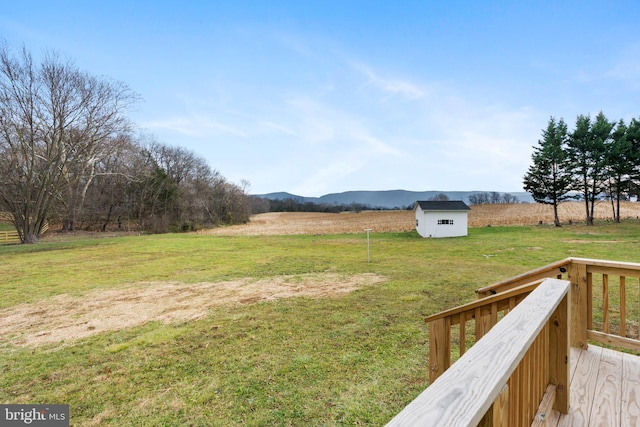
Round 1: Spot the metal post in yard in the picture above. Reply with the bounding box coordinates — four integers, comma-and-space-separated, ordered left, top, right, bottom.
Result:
365, 228, 372, 263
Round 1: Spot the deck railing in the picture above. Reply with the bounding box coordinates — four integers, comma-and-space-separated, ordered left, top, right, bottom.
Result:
388, 258, 640, 426
426, 278, 546, 383
477, 257, 640, 353
386, 278, 570, 426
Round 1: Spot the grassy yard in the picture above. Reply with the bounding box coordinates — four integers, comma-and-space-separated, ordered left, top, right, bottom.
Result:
1, 222, 640, 425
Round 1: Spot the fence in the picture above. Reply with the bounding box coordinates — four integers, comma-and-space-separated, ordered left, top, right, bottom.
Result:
0, 230, 20, 244
0, 213, 50, 245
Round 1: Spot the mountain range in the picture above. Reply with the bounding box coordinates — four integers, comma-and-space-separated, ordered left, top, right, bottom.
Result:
254, 190, 534, 209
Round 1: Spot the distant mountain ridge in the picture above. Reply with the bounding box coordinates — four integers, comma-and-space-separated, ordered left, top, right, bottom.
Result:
254, 190, 533, 209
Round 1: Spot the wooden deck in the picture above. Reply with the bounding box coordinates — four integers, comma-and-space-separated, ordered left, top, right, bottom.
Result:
396, 259, 640, 426
544, 345, 640, 426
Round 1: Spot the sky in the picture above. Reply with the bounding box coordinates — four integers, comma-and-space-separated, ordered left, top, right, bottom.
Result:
2, 1, 640, 197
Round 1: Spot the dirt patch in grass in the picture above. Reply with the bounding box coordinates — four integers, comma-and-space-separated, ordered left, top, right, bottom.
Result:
0, 273, 385, 347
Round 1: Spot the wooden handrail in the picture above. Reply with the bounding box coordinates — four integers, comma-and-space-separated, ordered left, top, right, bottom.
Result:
476, 257, 640, 353
571, 257, 640, 275
425, 279, 543, 323
427, 279, 545, 382
387, 279, 570, 426
476, 258, 571, 298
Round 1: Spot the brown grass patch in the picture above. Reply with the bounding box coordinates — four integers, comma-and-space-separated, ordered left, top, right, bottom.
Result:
0, 273, 385, 347
467, 201, 640, 227
204, 211, 416, 236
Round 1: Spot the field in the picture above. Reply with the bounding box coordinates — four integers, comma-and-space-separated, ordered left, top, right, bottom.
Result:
2, 205, 640, 425
205, 201, 640, 236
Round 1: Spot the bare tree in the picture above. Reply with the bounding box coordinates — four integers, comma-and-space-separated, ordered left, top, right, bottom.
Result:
119, 138, 251, 233
468, 193, 490, 205
0, 43, 137, 242
82, 136, 140, 231
489, 192, 501, 204
501, 193, 519, 204
59, 76, 137, 231
428, 193, 450, 201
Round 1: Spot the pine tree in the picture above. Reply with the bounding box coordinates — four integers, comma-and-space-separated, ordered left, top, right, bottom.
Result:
604, 120, 633, 222
523, 117, 573, 226
627, 118, 640, 199
567, 112, 613, 225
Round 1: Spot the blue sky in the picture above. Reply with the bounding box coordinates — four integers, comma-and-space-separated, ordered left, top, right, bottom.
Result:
2, 1, 640, 196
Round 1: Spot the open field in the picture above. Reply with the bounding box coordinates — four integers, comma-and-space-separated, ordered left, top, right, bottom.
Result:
205, 201, 640, 236
2, 218, 640, 425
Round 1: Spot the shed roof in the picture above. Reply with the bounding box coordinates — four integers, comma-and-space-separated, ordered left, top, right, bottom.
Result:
415, 200, 471, 211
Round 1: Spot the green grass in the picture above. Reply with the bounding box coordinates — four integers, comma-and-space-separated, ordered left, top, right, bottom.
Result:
0, 222, 15, 232
1, 222, 640, 425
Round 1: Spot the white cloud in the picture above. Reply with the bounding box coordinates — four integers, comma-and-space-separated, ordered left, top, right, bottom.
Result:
352, 62, 427, 100
140, 118, 202, 137
141, 114, 248, 138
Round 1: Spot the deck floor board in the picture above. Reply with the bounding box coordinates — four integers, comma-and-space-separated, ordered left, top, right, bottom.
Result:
621, 352, 640, 427
591, 347, 622, 426
541, 345, 640, 427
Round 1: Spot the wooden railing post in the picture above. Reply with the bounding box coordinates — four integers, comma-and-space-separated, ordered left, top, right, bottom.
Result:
429, 317, 450, 382
549, 289, 570, 413
568, 260, 588, 349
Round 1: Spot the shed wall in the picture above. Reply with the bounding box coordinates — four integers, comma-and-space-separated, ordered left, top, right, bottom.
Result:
415, 208, 468, 238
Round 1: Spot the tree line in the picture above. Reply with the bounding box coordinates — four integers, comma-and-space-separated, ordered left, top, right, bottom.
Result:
427, 192, 520, 205
248, 192, 523, 213
0, 43, 250, 243
523, 112, 640, 226
249, 197, 380, 214
465, 192, 520, 205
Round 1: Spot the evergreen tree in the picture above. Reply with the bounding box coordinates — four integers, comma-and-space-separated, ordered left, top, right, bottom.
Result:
604, 120, 634, 222
566, 112, 613, 225
627, 118, 640, 199
523, 117, 573, 226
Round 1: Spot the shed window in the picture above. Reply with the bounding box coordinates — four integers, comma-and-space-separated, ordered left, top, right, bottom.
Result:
437, 219, 454, 225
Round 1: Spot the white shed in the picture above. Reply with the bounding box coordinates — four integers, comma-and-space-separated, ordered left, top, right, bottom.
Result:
414, 200, 471, 238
